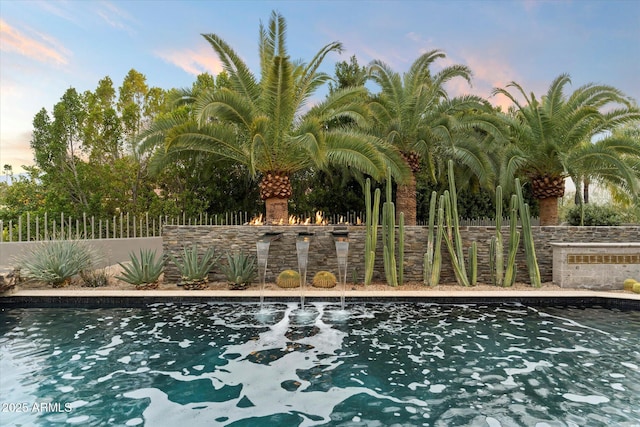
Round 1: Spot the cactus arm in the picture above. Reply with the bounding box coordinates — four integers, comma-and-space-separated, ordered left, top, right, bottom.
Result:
494, 186, 504, 287
447, 161, 466, 275
431, 199, 444, 286
515, 178, 541, 287
468, 241, 477, 286
364, 179, 381, 286
423, 191, 438, 286
398, 212, 404, 286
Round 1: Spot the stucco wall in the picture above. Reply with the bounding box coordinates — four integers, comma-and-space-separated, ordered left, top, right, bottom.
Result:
162, 225, 640, 285
0, 237, 163, 269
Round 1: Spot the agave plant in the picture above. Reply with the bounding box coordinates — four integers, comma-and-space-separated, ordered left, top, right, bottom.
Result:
14, 240, 96, 288
170, 244, 219, 290
220, 251, 257, 290
116, 249, 164, 289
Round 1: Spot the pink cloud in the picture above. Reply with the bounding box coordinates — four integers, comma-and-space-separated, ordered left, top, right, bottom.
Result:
0, 19, 70, 65
0, 131, 35, 173
155, 45, 224, 76
443, 52, 524, 111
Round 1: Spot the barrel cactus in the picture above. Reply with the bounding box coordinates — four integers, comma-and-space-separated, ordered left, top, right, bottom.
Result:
276, 269, 300, 288
633, 282, 640, 294
623, 278, 637, 291
312, 271, 337, 288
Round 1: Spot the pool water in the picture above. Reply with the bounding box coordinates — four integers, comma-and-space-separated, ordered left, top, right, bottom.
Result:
1, 303, 639, 426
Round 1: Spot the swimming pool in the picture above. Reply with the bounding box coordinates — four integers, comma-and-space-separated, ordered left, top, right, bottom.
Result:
1, 303, 639, 426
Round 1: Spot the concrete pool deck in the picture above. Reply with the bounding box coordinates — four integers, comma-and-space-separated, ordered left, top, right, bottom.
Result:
2, 287, 639, 309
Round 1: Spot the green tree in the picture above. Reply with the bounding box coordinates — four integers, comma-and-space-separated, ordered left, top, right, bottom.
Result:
83, 76, 122, 162
118, 69, 168, 209
328, 55, 368, 94
143, 11, 406, 223
493, 74, 640, 225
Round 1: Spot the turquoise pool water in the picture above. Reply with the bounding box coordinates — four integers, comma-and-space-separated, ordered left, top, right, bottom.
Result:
1, 303, 639, 426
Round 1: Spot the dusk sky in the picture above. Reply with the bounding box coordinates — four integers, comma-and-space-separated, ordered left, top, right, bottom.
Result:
1, 0, 639, 174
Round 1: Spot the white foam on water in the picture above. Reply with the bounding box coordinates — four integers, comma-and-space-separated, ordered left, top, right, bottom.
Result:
95, 335, 123, 356
118, 356, 131, 364
178, 339, 192, 348
66, 415, 90, 424
562, 393, 609, 404
500, 332, 526, 339
620, 362, 638, 370
121, 303, 429, 426
70, 354, 81, 361
52, 350, 62, 356
429, 384, 446, 393
125, 418, 143, 426
61, 373, 84, 380
407, 381, 430, 391
610, 383, 625, 391
58, 386, 74, 392
504, 360, 552, 377
536, 310, 611, 336
486, 416, 501, 427
609, 373, 625, 378
192, 365, 204, 371
506, 345, 597, 356
68, 400, 89, 409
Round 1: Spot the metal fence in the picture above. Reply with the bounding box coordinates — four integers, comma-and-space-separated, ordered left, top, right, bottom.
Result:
0, 211, 255, 242
0, 211, 539, 242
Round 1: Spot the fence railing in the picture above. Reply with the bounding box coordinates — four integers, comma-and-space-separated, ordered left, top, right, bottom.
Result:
0, 211, 539, 242
0, 211, 255, 242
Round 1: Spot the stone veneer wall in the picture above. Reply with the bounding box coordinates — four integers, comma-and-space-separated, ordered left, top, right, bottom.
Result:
162, 225, 640, 285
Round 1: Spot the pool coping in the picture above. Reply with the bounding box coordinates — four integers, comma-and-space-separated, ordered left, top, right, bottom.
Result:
2, 288, 639, 309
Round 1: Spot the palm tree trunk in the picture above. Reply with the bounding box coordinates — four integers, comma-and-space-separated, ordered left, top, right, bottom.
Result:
539, 197, 559, 226
583, 177, 590, 204
265, 197, 288, 225
396, 174, 417, 225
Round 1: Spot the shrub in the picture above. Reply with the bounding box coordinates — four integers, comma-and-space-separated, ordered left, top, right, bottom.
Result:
220, 251, 257, 290
15, 240, 96, 287
81, 269, 110, 287
170, 244, 219, 288
564, 204, 621, 226
116, 249, 164, 288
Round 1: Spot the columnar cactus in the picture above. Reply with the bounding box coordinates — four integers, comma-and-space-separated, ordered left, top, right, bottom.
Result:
381, 168, 404, 287
503, 195, 521, 287
423, 191, 443, 286
468, 241, 478, 287
442, 161, 474, 287
364, 178, 381, 286
515, 178, 541, 287
491, 186, 505, 287
382, 180, 397, 287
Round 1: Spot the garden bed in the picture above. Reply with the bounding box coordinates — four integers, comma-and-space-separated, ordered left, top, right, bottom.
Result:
5, 264, 635, 295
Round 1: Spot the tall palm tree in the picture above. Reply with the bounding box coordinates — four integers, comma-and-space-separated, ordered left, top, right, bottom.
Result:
367, 50, 502, 225
493, 74, 640, 225
142, 11, 406, 223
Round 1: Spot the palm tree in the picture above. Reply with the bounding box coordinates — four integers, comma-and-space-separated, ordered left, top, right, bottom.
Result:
493, 74, 640, 225
367, 50, 502, 225
143, 11, 406, 224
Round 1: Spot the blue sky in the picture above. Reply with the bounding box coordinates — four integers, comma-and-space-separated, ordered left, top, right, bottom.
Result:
1, 0, 639, 174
